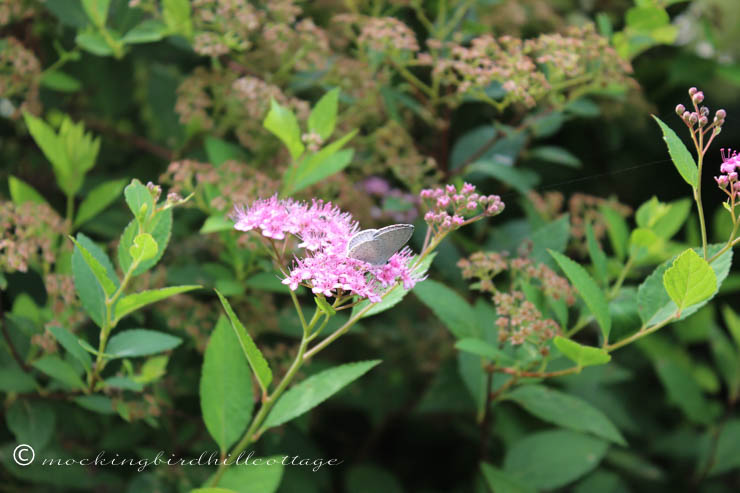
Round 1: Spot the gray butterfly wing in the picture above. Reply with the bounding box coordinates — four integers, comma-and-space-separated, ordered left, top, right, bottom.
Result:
347, 224, 414, 265
346, 229, 377, 253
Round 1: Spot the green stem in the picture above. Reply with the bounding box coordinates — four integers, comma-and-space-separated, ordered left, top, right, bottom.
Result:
66, 194, 74, 232
609, 258, 633, 299
603, 315, 678, 352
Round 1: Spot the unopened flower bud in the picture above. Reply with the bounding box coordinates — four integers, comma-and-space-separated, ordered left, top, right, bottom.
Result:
682, 111, 691, 121
675, 104, 686, 115
700, 106, 710, 116
693, 91, 704, 104
699, 116, 708, 127
716, 109, 726, 119
689, 87, 698, 96
689, 113, 699, 125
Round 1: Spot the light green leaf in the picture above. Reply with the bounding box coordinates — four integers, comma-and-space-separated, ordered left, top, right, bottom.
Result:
284, 129, 357, 194
124, 179, 154, 222
314, 295, 336, 317
308, 87, 340, 140
122, 19, 166, 44
455, 338, 516, 366
204, 136, 247, 166
71, 234, 118, 326
6, 400, 55, 450
216, 290, 273, 394
74, 178, 126, 226
653, 115, 698, 187
23, 112, 76, 195
106, 329, 182, 358
263, 360, 380, 429
505, 385, 626, 445
549, 250, 611, 341
504, 430, 608, 490
32, 355, 86, 390
722, 305, 740, 349
162, 0, 192, 39
118, 209, 173, 276
414, 280, 479, 339
553, 336, 611, 367
629, 228, 660, 263
215, 456, 284, 493
75, 31, 115, 56
8, 175, 47, 205
200, 316, 253, 452
129, 233, 158, 264
585, 222, 608, 286
81, 0, 110, 25
200, 214, 234, 234
40, 70, 82, 92
600, 205, 629, 261
48, 326, 92, 372
114, 285, 200, 321
663, 249, 717, 314
263, 98, 304, 161
481, 462, 536, 493
71, 235, 117, 296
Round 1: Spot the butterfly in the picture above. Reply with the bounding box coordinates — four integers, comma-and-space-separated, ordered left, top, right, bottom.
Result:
346, 224, 414, 266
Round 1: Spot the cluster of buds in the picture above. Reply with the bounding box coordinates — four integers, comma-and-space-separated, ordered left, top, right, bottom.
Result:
675, 87, 726, 153
301, 131, 324, 152
493, 291, 560, 351
421, 183, 504, 235
458, 251, 508, 292
716, 148, 740, 202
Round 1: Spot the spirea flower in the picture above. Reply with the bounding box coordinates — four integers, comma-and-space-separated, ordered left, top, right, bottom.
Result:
421, 182, 504, 234
716, 148, 740, 200
232, 196, 422, 301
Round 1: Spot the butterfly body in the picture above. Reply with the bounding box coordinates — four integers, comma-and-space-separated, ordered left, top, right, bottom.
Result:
346, 224, 414, 266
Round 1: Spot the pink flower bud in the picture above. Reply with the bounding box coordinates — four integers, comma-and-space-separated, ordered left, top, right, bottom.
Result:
675, 104, 685, 115
689, 87, 698, 96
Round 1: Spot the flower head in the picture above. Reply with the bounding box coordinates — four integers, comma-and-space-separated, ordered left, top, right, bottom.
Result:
232, 195, 422, 301
421, 182, 504, 235
715, 148, 740, 200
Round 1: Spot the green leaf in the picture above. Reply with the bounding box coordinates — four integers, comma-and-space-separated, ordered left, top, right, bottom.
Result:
654, 197, 691, 240
40, 70, 82, 92
263, 360, 380, 429
263, 98, 304, 160
637, 245, 733, 325
71, 233, 119, 326
506, 385, 626, 445
314, 295, 336, 317
455, 338, 516, 366
527, 214, 571, 266
162, 0, 192, 39
6, 400, 55, 450
73, 395, 115, 414
467, 160, 539, 194
704, 419, 740, 476
414, 280, 479, 339
626, 6, 669, 30
104, 376, 143, 392
308, 87, 340, 140
75, 31, 115, 56
585, 222, 608, 286
191, 489, 238, 493
124, 179, 154, 222
47, 326, 92, 372
118, 209, 173, 276
549, 250, 612, 341
481, 462, 536, 493
32, 355, 86, 390
23, 112, 77, 196
215, 456, 284, 493
529, 146, 581, 168
722, 305, 740, 349
114, 285, 200, 321
345, 465, 404, 493
122, 19, 167, 44
600, 205, 629, 261
553, 336, 611, 367
204, 136, 247, 166
216, 290, 273, 394
352, 253, 435, 319
200, 214, 234, 234
200, 316, 253, 452
129, 233, 158, 264
80, 0, 110, 25
652, 115, 698, 187
8, 175, 47, 205
663, 249, 717, 315
106, 329, 182, 358
505, 430, 608, 490
284, 130, 357, 194
0, 367, 37, 393
70, 236, 117, 296
74, 178, 126, 226
628, 228, 660, 263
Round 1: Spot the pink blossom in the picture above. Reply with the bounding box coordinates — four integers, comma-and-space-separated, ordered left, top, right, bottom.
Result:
716, 149, 740, 199
233, 195, 422, 301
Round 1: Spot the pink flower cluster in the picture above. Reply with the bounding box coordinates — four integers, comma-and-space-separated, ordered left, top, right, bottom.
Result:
421, 183, 504, 233
232, 196, 421, 302
716, 148, 740, 200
